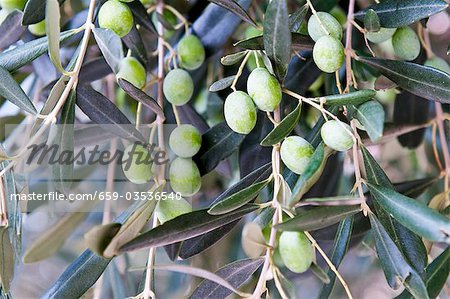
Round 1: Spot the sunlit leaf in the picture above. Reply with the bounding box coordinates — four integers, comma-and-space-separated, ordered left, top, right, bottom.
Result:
0, 66, 37, 115
93, 28, 124, 73
46, 0, 69, 74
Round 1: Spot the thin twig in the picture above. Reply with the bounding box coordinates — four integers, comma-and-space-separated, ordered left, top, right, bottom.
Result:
344, 0, 356, 90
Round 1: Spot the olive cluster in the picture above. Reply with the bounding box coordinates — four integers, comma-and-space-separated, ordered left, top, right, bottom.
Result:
308, 12, 345, 73
224, 67, 282, 134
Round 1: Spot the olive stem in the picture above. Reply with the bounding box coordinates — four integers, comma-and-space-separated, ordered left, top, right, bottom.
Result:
254, 51, 261, 68
344, 0, 356, 90
306, 0, 330, 36
230, 51, 252, 91
172, 104, 181, 126
0, 176, 7, 227
304, 231, 354, 299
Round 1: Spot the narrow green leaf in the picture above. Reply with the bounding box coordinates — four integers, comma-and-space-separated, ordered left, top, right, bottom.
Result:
23, 0, 65, 25
275, 205, 360, 231
208, 0, 257, 27
289, 5, 308, 32
0, 10, 25, 49
311, 263, 331, 284
396, 248, 450, 299
322, 89, 376, 106
0, 228, 15, 293
289, 143, 333, 205
93, 28, 124, 73
209, 75, 236, 92
46, 0, 69, 74
23, 211, 90, 263
260, 102, 301, 146
119, 205, 259, 252
191, 258, 264, 299
0, 29, 78, 72
369, 214, 429, 299
52, 89, 76, 193
208, 177, 272, 215
318, 216, 354, 299
0, 66, 37, 115
364, 9, 380, 32
357, 57, 450, 104
235, 32, 313, 52
263, 0, 291, 81
221, 51, 248, 66
368, 183, 450, 244
354, 0, 448, 28
355, 100, 385, 142
84, 223, 122, 257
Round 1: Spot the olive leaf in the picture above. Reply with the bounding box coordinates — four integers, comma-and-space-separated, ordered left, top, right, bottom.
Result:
0, 10, 25, 50
235, 32, 313, 52
263, 0, 291, 81
364, 9, 380, 32
289, 4, 308, 32
46, 0, 69, 75
0, 29, 77, 72
117, 79, 164, 119
367, 183, 450, 244
93, 28, 124, 73
191, 258, 264, 299
119, 205, 259, 252
357, 57, 450, 103
84, 223, 122, 256
354, 0, 448, 28
261, 102, 301, 146
369, 214, 429, 299
208, 177, 272, 215
0, 228, 15, 293
322, 89, 376, 106
76, 85, 146, 143
122, 26, 148, 65
221, 51, 248, 66
0, 66, 37, 115
275, 205, 361, 231
318, 216, 354, 299
193, 122, 246, 175
311, 263, 330, 284
23, 0, 65, 25
209, 76, 236, 92
127, 0, 157, 33
355, 100, 385, 142
208, 0, 257, 27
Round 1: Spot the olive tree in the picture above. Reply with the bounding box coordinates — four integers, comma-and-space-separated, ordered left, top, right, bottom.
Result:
0, 0, 449, 298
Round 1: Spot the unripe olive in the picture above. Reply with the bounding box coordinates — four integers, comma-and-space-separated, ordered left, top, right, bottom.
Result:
178, 35, 205, 71
425, 56, 450, 74
279, 231, 314, 273
116, 57, 146, 89
313, 35, 344, 73
321, 120, 354, 151
169, 157, 201, 197
140, 0, 155, 4
376, 88, 397, 104
155, 197, 192, 224
224, 91, 257, 134
163, 69, 194, 106
307, 12, 343, 42
121, 144, 153, 184
247, 68, 282, 112
98, 0, 134, 38
392, 27, 420, 61
169, 124, 202, 158
28, 20, 46, 37
366, 27, 396, 43
0, 0, 26, 10
280, 136, 314, 175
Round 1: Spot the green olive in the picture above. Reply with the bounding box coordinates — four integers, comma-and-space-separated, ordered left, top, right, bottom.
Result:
169, 124, 202, 158
0, 0, 26, 10
425, 56, 450, 74
155, 197, 192, 224
121, 144, 153, 184
98, 0, 134, 38
321, 120, 354, 151
280, 136, 314, 175
279, 231, 314, 273
224, 91, 257, 134
313, 35, 344, 73
169, 157, 201, 197
116, 57, 146, 89
392, 26, 421, 61
28, 20, 46, 37
178, 35, 205, 71
307, 12, 343, 42
366, 27, 396, 43
375, 88, 397, 104
247, 68, 282, 112
163, 69, 194, 106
